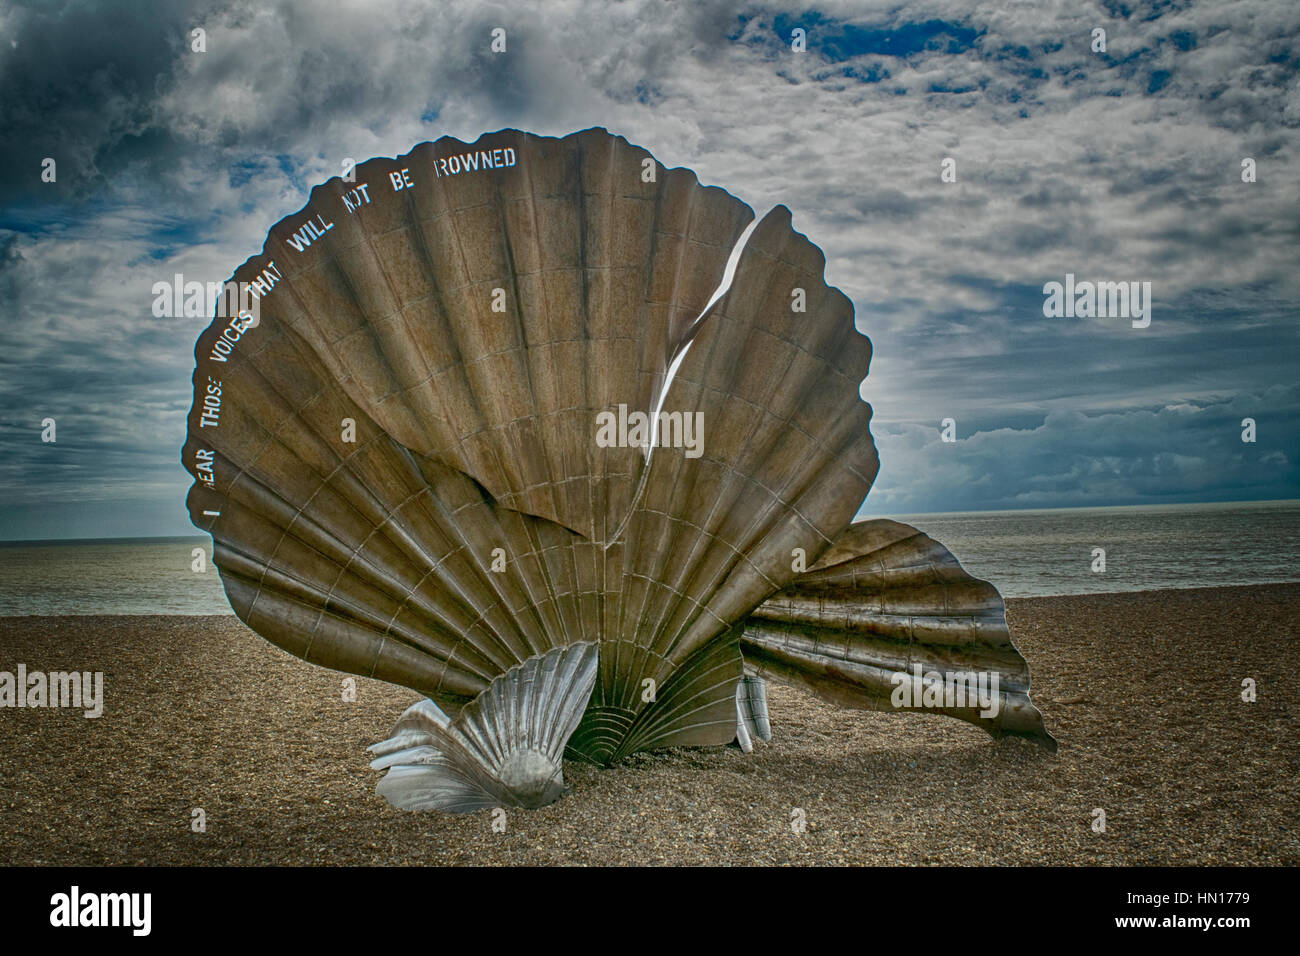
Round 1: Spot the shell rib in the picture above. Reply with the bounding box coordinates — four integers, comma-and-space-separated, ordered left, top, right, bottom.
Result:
369, 642, 598, 811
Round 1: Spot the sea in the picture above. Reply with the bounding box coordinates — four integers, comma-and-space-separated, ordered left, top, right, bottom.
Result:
0, 500, 1296, 615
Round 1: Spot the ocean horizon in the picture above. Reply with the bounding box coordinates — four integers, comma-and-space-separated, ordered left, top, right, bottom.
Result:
1, 499, 1297, 615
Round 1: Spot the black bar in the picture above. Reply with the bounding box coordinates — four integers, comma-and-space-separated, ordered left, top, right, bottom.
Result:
3, 866, 1278, 941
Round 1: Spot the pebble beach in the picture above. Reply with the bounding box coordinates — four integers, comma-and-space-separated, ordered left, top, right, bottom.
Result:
1, 582, 1296, 866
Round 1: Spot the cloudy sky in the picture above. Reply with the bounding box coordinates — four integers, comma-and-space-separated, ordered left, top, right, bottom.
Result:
0, 0, 1296, 540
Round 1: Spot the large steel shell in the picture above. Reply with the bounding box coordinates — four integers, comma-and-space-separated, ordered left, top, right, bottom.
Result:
183, 127, 1050, 808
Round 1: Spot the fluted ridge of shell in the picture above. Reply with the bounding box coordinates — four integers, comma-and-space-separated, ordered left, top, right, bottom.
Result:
369, 642, 598, 811
739, 519, 1056, 750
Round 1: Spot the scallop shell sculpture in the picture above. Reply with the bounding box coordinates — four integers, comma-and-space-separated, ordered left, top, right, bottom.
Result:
183, 127, 1055, 812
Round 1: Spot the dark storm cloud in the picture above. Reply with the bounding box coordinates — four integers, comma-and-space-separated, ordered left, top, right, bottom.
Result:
860, 385, 1299, 515
0, 0, 220, 206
